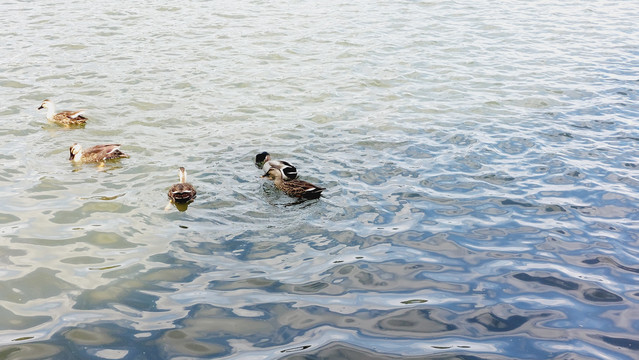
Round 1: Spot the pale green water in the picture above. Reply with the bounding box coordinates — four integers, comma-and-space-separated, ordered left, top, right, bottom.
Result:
1, 0, 639, 359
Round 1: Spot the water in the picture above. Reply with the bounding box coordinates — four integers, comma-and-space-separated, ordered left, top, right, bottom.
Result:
1, 0, 638, 358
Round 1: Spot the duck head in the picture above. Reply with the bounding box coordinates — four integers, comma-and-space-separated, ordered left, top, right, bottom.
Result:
178, 167, 188, 183
255, 152, 271, 168
38, 99, 53, 110
69, 143, 82, 161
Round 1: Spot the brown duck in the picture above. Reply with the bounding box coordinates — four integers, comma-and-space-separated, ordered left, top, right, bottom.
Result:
262, 167, 324, 200
168, 167, 197, 204
69, 143, 129, 163
38, 99, 87, 126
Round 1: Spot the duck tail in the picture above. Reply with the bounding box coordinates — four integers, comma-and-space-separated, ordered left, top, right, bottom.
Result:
302, 186, 324, 199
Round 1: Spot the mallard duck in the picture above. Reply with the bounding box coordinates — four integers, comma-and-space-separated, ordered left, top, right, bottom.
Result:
262, 167, 324, 199
38, 99, 87, 126
255, 151, 298, 180
168, 167, 197, 204
69, 143, 129, 163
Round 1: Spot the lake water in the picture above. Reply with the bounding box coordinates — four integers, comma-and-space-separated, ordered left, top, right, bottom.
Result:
1, 0, 638, 359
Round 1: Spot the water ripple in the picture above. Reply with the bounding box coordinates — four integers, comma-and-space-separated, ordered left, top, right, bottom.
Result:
1, 0, 639, 359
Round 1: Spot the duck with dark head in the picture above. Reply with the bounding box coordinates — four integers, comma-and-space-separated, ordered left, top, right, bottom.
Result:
255, 151, 298, 181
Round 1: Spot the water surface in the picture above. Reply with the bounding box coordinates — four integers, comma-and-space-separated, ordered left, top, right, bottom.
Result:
1, 0, 639, 359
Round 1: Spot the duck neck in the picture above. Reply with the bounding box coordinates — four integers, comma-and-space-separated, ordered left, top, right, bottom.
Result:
71, 150, 83, 162
273, 177, 285, 187
46, 104, 56, 120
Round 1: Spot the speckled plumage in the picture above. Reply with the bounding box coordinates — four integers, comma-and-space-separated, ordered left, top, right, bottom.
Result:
69, 143, 129, 163
168, 167, 196, 204
38, 99, 87, 126
262, 167, 324, 200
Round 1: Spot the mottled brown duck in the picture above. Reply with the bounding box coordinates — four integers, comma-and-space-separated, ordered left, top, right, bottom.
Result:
262, 167, 324, 200
38, 99, 87, 126
69, 143, 129, 163
168, 167, 197, 204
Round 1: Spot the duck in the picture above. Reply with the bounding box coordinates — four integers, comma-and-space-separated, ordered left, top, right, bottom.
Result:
168, 167, 197, 204
38, 99, 87, 126
262, 167, 324, 199
255, 151, 298, 180
69, 143, 129, 163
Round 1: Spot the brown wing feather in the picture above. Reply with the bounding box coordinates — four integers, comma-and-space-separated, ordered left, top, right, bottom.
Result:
102, 149, 128, 161
277, 179, 324, 199
168, 183, 197, 203
53, 111, 87, 125
83, 144, 128, 162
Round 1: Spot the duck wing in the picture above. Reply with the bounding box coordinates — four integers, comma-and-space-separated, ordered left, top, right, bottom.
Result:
278, 161, 298, 180
53, 110, 87, 124
85, 144, 128, 161
168, 183, 197, 203
265, 160, 298, 180
282, 179, 324, 199
66, 110, 86, 119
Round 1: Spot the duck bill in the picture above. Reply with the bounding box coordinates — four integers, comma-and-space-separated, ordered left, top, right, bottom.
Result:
37, 105, 44, 110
